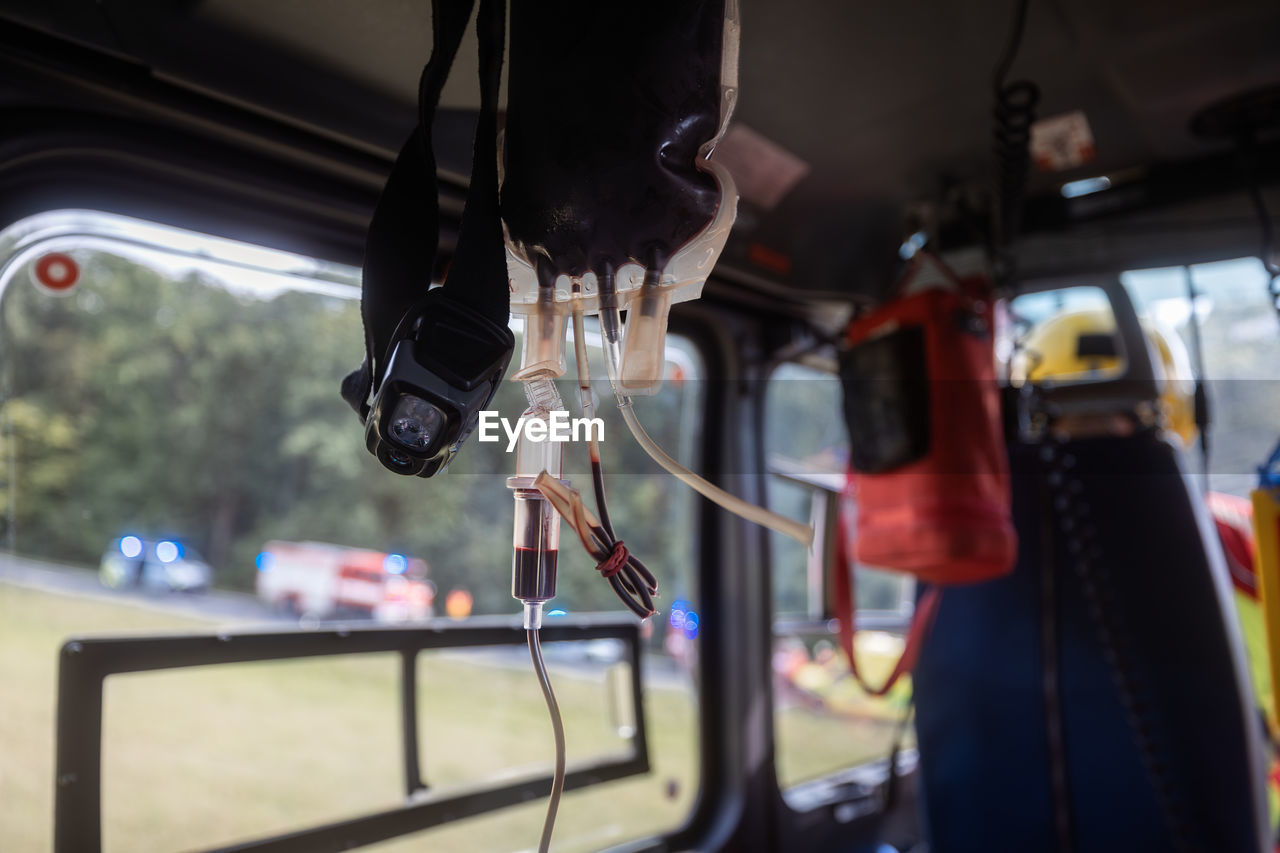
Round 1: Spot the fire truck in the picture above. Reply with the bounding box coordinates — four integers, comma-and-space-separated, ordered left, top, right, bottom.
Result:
255, 541, 434, 623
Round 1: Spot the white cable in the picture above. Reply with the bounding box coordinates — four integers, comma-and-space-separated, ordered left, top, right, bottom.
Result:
595, 296, 813, 548
617, 400, 813, 546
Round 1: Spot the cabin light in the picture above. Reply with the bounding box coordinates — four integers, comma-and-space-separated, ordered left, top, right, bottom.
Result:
1060, 175, 1112, 199
384, 553, 408, 575
120, 535, 143, 559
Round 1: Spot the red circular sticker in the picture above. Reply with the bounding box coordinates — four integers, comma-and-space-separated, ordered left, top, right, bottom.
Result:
33, 252, 80, 294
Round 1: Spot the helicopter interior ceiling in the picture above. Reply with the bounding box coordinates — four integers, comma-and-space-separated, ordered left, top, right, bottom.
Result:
2, 0, 1279, 299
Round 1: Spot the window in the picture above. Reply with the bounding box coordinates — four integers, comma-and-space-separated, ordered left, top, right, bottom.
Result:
0, 210, 703, 851
764, 361, 913, 792
1119, 258, 1280, 496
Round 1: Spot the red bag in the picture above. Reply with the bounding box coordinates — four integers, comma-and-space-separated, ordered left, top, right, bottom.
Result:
840, 255, 1017, 585
830, 255, 1016, 695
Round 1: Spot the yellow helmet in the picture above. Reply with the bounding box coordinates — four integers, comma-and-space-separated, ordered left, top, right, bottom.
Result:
1012, 308, 1197, 447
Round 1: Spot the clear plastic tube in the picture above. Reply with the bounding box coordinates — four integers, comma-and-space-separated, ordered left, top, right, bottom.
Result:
597, 291, 814, 548
508, 372, 567, 853
509, 377, 566, 603
598, 279, 626, 389
571, 312, 595, 417
510, 485, 558, 602
619, 278, 674, 394
512, 292, 567, 381
528, 620, 565, 853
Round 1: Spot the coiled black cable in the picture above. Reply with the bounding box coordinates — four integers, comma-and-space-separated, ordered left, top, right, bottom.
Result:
991, 0, 1041, 285
993, 81, 1040, 246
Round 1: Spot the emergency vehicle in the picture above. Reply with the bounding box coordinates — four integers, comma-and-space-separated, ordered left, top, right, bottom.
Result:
255, 541, 433, 623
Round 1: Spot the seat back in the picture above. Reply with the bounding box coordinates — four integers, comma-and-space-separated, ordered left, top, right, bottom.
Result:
913, 432, 1268, 853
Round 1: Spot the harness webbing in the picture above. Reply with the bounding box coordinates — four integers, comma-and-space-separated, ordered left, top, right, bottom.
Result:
342, 0, 509, 420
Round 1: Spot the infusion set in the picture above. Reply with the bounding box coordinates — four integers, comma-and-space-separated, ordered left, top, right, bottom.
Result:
499, 0, 810, 566
345, 3, 808, 849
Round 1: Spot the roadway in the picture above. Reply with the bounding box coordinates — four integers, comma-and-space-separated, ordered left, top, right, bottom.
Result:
0, 550, 285, 623
0, 550, 692, 689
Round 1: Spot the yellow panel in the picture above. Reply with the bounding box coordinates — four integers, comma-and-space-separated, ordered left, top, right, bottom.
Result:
1252, 486, 1280, 735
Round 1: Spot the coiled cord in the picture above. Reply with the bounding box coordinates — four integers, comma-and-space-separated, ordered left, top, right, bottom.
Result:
991, 0, 1040, 284
993, 81, 1040, 247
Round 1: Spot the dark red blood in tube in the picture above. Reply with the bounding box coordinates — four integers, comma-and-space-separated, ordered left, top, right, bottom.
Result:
512, 546, 558, 602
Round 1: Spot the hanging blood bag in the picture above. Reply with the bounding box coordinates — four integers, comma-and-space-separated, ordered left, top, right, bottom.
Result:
500, 0, 739, 392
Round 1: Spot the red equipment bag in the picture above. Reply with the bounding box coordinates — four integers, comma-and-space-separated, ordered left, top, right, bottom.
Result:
829, 254, 1015, 696
839, 254, 1017, 585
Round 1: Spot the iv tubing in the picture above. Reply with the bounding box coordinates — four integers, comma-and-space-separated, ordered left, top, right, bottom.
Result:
512, 361, 566, 852
596, 284, 814, 548
617, 401, 813, 546
526, 603, 565, 853
572, 305, 615, 538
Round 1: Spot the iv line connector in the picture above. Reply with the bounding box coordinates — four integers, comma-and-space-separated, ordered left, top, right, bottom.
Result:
523, 600, 545, 630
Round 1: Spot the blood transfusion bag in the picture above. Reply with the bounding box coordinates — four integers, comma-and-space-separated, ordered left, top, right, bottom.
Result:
501, 0, 740, 393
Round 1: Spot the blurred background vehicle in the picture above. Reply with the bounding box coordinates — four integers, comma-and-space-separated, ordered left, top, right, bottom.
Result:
99, 535, 211, 593
254, 540, 433, 623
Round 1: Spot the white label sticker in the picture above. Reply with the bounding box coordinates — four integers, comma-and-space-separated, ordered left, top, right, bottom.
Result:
714, 123, 810, 210
1030, 110, 1097, 172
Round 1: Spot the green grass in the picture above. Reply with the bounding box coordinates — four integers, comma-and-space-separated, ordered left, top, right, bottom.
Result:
0, 583, 898, 852
773, 642, 914, 787
0, 584, 696, 852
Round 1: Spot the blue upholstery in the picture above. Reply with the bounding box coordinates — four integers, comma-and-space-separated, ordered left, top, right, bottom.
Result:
913, 433, 1267, 853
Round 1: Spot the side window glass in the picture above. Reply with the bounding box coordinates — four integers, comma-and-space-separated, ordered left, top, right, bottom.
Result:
765, 361, 914, 792
1120, 258, 1280, 495
0, 210, 703, 852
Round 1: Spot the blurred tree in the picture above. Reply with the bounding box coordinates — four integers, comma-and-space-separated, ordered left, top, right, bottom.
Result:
0, 248, 708, 619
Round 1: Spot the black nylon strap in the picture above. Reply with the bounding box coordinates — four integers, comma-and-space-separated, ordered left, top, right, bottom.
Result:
342, 0, 508, 420
449, 0, 510, 323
